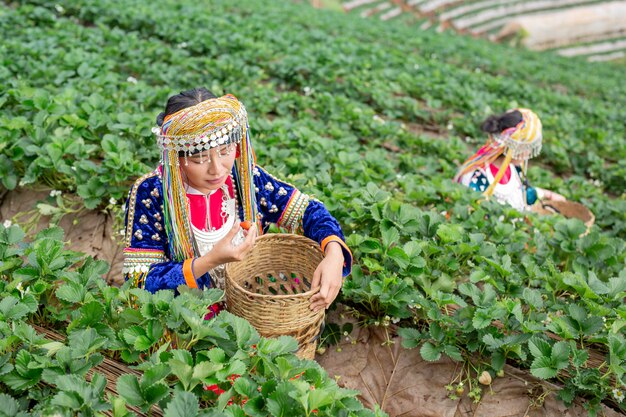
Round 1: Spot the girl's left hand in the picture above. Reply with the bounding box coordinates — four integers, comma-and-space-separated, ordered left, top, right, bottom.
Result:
309, 242, 344, 312
548, 191, 567, 202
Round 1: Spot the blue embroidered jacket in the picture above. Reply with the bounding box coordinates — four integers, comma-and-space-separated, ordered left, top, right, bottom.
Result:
122, 165, 352, 293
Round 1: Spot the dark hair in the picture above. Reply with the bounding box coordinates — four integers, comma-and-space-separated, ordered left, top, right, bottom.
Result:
156, 87, 217, 126
480, 110, 523, 134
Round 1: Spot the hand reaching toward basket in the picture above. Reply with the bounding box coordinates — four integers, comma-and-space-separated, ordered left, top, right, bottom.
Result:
309, 242, 344, 312
537, 187, 566, 202
192, 222, 257, 277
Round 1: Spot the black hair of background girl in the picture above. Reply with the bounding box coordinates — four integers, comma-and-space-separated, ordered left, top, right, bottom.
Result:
156, 88, 216, 127
481, 110, 523, 134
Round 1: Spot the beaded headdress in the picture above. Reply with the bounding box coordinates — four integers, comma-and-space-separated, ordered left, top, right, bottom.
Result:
454, 108, 543, 199
154, 94, 258, 262
492, 108, 542, 160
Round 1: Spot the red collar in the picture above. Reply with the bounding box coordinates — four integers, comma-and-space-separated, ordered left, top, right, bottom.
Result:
488, 163, 512, 184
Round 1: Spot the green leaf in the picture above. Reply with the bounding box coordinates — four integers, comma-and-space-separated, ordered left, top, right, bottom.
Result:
192, 360, 219, 382
54, 374, 88, 394
308, 388, 335, 410
0, 393, 21, 416
68, 328, 108, 356
429, 322, 444, 342
443, 345, 463, 362
51, 390, 83, 410
359, 238, 382, 254
267, 382, 299, 417
571, 347, 589, 368
522, 288, 543, 310
397, 327, 422, 349
436, 224, 463, 244
56, 282, 86, 304
608, 276, 626, 300
381, 226, 400, 248
144, 382, 169, 406
482, 334, 503, 349
134, 335, 155, 352
0, 296, 32, 320
558, 387, 576, 406
420, 342, 442, 362
169, 350, 195, 390
551, 341, 570, 370
403, 240, 422, 257
469, 269, 490, 283
491, 351, 506, 371
111, 396, 133, 417
472, 309, 492, 329
387, 247, 410, 269
142, 363, 171, 387
528, 337, 552, 359
257, 336, 298, 357
232, 376, 256, 398
163, 390, 199, 417
41, 341, 65, 357
568, 304, 587, 324
123, 326, 146, 346
117, 374, 144, 406
5, 226, 25, 245
223, 311, 260, 347
530, 356, 558, 380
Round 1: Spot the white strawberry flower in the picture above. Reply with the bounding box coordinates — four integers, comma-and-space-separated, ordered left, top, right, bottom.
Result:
613, 388, 625, 403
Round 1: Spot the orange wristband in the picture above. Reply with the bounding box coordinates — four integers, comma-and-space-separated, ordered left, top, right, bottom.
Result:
182, 258, 198, 289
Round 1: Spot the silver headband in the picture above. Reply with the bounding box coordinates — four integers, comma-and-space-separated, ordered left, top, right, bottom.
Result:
493, 132, 543, 160
153, 106, 248, 153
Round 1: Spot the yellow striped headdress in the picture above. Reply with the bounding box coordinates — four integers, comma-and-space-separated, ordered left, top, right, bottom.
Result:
153, 94, 258, 262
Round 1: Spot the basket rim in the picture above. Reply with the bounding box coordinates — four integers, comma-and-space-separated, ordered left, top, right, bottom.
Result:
225, 233, 324, 300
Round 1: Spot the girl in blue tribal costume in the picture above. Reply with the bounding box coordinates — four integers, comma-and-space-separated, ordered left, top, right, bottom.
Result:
123, 88, 351, 314
454, 108, 565, 211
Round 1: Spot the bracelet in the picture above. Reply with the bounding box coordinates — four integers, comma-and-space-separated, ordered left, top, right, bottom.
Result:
183, 258, 198, 288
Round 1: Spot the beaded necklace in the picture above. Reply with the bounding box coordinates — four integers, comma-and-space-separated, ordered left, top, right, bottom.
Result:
187, 175, 244, 289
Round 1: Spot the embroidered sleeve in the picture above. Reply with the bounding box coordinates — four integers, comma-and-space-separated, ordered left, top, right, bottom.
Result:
251, 165, 309, 232
123, 172, 203, 292
302, 200, 352, 277
252, 165, 352, 277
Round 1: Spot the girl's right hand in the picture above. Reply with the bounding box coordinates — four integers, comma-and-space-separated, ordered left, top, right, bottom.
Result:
191, 222, 257, 279
205, 222, 257, 265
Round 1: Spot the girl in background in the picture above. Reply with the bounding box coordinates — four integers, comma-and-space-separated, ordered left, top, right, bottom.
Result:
455, 108, 565, 211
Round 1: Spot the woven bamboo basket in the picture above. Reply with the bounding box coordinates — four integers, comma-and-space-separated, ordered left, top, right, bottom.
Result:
225, 234, 325, 360
532, 200, 595, 231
